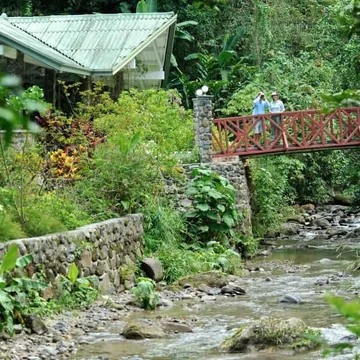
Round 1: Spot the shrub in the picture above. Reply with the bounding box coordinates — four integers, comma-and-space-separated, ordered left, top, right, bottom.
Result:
58, 263, 99, 309
131, 277, 159, 310
156, 241, 243, 284
142, 199, 187, 254
76, 133, 163, 218
89, 87, 194, 164
0, 208, 26, 242
23, 204, 67, 237
185, 168, 240, 243
33, 191, 91, 230
0, 245, 48, 336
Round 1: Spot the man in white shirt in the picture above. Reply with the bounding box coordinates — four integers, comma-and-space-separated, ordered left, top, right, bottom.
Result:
269, 92, 285, 143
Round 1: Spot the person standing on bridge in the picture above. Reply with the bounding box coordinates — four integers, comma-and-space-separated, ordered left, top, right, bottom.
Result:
252, 92, 269, 145
269, 92, 285, 144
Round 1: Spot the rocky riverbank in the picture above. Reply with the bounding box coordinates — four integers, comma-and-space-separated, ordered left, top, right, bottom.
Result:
1, 204, 359, 360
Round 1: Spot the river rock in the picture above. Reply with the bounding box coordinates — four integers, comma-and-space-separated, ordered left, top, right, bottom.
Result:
285, 214, 306, 224
326, 228, 349, 237
280, 222, 301, 236
123, 321, 166, 339
315, 277, 330, 286
278, 294, 302, 304
198, 284, 212, 293
157, 298, 173, 308
319, 258, 332, 264
312, 218, 331, 229
24, 315, 47, 335
301, 204, 315, 211
170, 271, 229, 290
221, 284, 246, 295
200, 295, 217, 301
141, 258, 163, 282
220, 316, 315, 353
161, 321, 193, 333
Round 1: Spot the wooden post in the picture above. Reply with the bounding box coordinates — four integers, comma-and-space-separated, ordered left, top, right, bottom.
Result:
52, 71, 57, 108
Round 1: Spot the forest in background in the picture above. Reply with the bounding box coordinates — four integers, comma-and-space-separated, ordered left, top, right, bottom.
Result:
0, 0, 359, 269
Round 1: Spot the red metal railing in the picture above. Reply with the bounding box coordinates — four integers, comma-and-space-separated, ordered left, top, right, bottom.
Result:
212, 107, 360, 157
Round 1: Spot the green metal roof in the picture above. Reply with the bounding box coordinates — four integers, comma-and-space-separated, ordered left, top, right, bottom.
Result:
0, 12, 176, 76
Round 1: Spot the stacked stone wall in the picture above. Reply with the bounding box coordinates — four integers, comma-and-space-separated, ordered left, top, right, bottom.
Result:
0, 214, 144, 293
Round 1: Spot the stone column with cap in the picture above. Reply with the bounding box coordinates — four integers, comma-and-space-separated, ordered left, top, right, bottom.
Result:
192, 95, 213, 163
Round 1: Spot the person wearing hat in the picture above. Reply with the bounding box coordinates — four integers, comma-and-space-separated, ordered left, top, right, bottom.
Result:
269, 92, 285, 143
252, 92, 269, 145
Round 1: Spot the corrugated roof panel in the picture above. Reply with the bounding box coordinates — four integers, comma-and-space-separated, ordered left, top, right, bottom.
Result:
2, 12, 176, 75
0, 17, 89, 73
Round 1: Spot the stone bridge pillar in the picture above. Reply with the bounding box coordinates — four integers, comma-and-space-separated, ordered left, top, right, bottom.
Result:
192, 95, 213, 163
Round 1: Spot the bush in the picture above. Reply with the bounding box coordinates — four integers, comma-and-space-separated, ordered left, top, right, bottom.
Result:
156, 241, 243, 284
0, 245, 48, 336
23, 205, 67, 237
142, 199, 187, 254
76, 133, 163, 218
131, 277, 159, 310
185, 168, 240, 243
88, 87, 194, 164
0, 208, 26, 242
34, 191, 91, 230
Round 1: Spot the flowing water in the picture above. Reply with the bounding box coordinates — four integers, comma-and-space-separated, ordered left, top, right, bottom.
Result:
76, 236, 360, 360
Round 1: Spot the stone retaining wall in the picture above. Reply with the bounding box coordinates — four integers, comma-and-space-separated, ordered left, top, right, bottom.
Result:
0, 214, 144, 293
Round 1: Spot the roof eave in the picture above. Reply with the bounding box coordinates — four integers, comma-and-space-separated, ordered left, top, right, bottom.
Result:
0, 35, 91, 76
111, 13, 177, 76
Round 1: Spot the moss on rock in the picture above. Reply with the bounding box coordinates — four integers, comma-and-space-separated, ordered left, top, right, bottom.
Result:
123, 321, 166, 339
220, 317, 319, 353
169, 271, 229, 290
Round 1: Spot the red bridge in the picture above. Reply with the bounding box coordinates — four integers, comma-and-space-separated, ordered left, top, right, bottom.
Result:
212, 107, 360, 157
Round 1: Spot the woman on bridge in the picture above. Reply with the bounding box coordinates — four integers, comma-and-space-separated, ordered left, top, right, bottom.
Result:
252, 92, 269, 145
269, 92, 285, 144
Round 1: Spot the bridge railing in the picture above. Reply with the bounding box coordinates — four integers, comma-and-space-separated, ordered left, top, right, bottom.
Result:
212, 107, 360, 157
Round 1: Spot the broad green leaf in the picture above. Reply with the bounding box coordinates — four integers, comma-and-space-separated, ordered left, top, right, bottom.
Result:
68, 263, 79, 284
0, 291, 14, 312
185, 211, 197, 218
0, 274, 6, 289
208, 189, 223, 198
5, 313, 14, 337
198, 225, 209, 232
223, 214, 235, 228
176, 20, 198, 27
136, 0, 147, 13
196, 203, 210, 211
206, 211, 218, 220
16, 254, 33, 268
217, 204, 226, 212
15, 278, 48, 291
0, 245, 18, 274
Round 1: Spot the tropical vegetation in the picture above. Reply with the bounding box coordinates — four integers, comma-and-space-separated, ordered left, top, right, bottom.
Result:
1, 1, 360, 348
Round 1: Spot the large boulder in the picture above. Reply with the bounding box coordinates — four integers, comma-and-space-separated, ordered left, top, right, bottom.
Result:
141, 258, 163, 282
220, 317, 318, 353
312, 218, 331, 229
169, 271, 229, 290
122, 321, 166, 339
280, 222, 302, 236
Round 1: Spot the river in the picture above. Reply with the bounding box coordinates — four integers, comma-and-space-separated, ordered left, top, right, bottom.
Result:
76, 231, 360, 360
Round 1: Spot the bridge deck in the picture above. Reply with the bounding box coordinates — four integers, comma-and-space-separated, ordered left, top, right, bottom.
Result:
212, 107, 360, 157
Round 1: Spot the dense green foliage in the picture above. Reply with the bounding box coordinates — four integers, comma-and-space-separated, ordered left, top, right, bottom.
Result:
0, 245, 47, 336
185, 168, 239, 243
1, 0, 360, 289
0, 245, 98, 336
